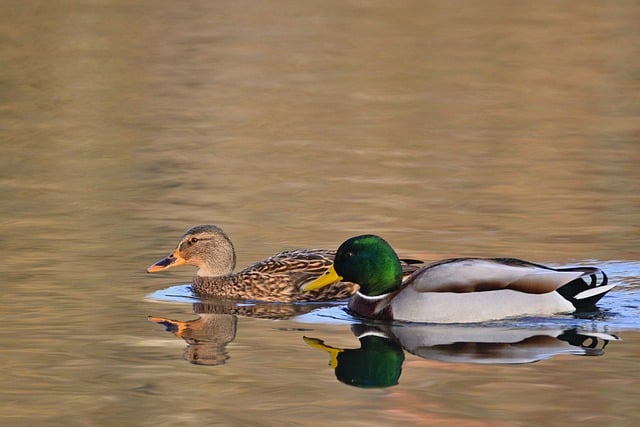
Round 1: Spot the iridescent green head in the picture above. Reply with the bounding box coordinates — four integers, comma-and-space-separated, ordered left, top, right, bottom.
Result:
303, 234, 404, 296
333, 235, 404, 296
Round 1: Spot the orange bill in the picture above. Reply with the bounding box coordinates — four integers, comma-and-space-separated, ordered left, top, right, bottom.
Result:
146, 249, 186, 273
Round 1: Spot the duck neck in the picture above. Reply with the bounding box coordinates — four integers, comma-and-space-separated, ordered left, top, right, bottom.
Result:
355, 291, 391, 300
192, 274, 242, 297
196, 266, 232, 277
357, 264, 403, 297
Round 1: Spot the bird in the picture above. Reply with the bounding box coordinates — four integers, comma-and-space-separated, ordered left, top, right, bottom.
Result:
147, 225, 422, 302
302, 234, 615, 323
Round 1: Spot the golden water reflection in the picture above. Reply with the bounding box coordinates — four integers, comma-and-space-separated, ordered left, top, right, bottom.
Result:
2, 0, 640, 425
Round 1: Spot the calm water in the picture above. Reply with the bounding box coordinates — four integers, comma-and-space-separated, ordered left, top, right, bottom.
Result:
1, 1, 639, 425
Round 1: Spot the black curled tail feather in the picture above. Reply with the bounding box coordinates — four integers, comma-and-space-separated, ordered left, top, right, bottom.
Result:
556, 268, 611, 311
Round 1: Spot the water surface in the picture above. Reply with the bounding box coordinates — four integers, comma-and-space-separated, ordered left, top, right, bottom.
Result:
1, 1, 639, 426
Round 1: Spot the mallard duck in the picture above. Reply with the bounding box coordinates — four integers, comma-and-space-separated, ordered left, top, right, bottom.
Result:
147, 225, 421, 302
303, 234, 615, 323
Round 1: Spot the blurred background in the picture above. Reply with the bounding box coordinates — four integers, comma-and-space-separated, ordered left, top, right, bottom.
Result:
1, 1, 638, 426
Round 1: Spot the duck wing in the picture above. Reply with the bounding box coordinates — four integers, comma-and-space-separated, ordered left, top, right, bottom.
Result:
242, 249, 335, 276
410, 258, 609, 299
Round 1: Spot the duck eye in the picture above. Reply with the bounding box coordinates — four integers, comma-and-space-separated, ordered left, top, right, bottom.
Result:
189, 237, 199, 245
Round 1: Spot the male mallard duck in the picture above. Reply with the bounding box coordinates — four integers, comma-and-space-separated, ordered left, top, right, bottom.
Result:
303, 234, 615, 323
147, 225, 421, 302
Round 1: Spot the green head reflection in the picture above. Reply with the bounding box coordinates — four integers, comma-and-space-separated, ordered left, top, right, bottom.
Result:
304, 333, 404, 388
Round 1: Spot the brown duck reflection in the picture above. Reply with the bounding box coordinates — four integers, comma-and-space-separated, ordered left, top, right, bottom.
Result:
149, 299, 334, 365
305, 324, 620, 388
149, 310, 237, 366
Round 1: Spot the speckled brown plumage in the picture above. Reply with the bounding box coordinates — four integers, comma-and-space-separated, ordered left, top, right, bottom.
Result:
191, 248, 358, 302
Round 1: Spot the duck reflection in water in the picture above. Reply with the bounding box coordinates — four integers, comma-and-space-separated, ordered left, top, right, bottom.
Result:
149, 310, 237, 366
304, 324, 620, 388
149, 300, 335, 365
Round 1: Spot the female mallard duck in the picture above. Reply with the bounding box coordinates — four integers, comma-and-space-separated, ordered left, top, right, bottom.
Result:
147, 225, 421, 302
303, 234, 615, 323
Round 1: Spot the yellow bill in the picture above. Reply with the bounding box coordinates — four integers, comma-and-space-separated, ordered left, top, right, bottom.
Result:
302, 264, 342, 291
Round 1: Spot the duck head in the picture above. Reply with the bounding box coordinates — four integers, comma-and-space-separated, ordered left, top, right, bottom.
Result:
304, 234, 403, 296
146, 225, 237, 277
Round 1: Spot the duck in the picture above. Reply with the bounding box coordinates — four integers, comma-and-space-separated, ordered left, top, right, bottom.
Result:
302, 234, 615, 323
147, 225, 422, 302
